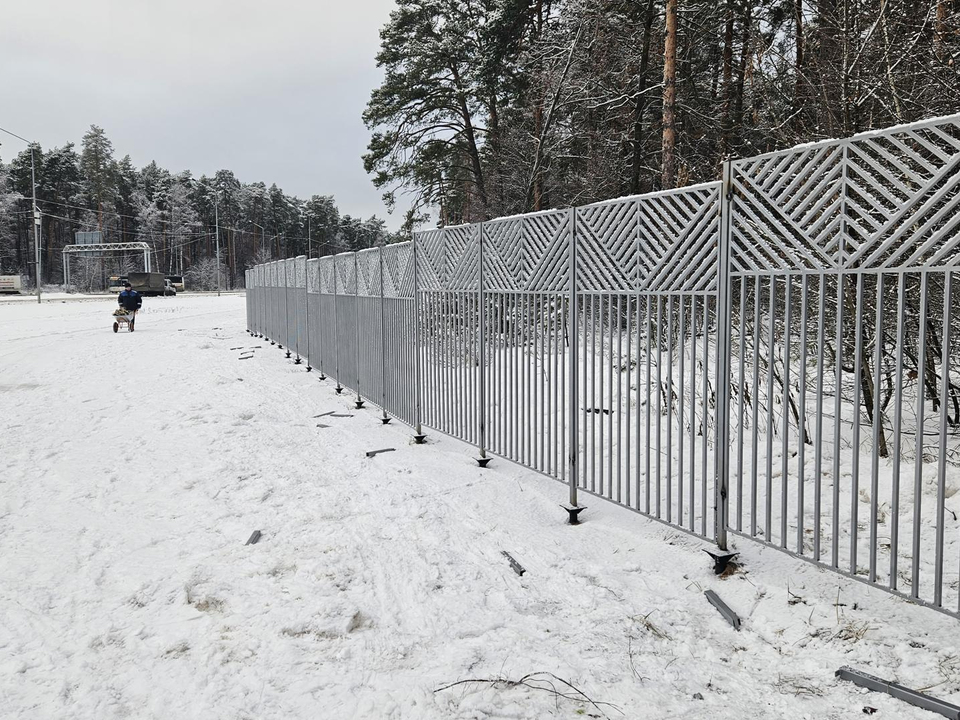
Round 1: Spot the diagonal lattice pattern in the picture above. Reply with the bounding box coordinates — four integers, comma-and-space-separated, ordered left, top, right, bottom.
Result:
483, 210, 569, 291
356, 248, 381, 297
639, 183, 721, 292
319, 256, 336, 293
335, 253, 356, 294
382, 242, 414, 298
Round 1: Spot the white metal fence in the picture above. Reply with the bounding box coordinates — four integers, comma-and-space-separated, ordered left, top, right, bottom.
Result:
246, 113, 960, 620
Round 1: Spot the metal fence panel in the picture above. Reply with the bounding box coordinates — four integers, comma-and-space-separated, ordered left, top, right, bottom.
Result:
335, 253, 359, 394
382, 242, 416, 424
306, 258, 320, 372
284, 258, 297, 353
726, 115, 960, 615
319, 256, 337, 380
245, 269, 252, 331
576, 184, 721, 539
357, 248, 384, 413
484, 210, 570, 478
293, 256, 307, 361
417, 225, 481, 445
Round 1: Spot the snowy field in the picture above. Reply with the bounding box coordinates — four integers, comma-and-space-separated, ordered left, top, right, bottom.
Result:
2, 294, 960, 719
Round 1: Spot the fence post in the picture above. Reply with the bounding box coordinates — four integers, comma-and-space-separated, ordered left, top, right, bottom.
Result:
316, 259, 326, 379
334, 256, 342, 394
714, 158, 735, 550
302, 257, 309, 369
379, 246, 390, 424
564, 207, 583, 523
477, 222, 489, 467
283, 259, 291, 356
294, 258, 302, 364
412, 234, 426, 443
354, 253, 364, 409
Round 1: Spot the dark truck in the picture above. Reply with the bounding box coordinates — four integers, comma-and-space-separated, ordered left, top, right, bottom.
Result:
128, 272, 176, 297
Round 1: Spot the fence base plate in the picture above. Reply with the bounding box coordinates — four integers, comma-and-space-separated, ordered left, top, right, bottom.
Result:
355, 400, 365, 409
335, 386, 343, 394
294, 357, 301, 364
704, 550, 740, 575
477, 457, 491, 468
561, 504, 586, 525
413, 434, 427, 444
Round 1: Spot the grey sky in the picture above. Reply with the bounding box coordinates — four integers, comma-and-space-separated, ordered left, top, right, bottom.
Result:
2, 0, 404, 227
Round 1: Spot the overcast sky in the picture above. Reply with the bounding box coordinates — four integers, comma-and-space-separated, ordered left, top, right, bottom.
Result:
2, 0, 405, 227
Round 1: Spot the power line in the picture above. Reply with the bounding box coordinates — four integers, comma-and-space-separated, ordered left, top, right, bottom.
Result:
0, 126, 33, 145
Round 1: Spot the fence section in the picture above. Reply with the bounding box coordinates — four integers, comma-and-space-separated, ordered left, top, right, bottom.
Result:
725, 116, 960, 615
245, 112, 960, 619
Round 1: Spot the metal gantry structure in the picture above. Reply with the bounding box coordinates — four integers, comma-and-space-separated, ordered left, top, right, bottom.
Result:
246, 112, 960, 621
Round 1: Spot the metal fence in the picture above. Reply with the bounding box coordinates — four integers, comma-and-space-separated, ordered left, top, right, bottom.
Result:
246, 113, 960, 620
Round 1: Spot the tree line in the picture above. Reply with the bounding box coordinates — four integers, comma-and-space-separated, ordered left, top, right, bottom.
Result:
0, 125, 403, 290
364, 0, 960, 228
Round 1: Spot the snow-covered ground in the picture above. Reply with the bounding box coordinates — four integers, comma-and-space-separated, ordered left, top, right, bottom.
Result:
2, 294, 959, 719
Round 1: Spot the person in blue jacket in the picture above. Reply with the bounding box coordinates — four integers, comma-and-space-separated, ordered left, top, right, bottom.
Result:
117, 282, 142, 330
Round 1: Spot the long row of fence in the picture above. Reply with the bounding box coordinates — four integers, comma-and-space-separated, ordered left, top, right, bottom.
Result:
247, 112, 960, 620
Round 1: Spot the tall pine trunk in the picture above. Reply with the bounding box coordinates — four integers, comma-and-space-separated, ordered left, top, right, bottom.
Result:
630, 0, 657, 195
661, 0, 678, 189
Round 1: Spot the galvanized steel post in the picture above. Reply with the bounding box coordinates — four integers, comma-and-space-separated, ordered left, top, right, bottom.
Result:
478, 222, 489, 466
354, 252, 364, 409
316, 258, 326, 378
714, 158, 734, 551
565, 207, 583, 522
334, 255, 342, 394
412, 233, 425, 443
379, 246, 389, 423
302, 257, 309, 368
282, 258, 290, 356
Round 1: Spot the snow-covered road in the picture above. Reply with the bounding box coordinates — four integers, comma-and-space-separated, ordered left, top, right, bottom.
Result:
1, 294, 958, 719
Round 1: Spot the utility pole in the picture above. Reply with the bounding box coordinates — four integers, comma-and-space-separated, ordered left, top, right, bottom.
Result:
214, 193, 221, 296
191, 176, 222, 295
31, 147, 41, 304
0, 126, 41, 301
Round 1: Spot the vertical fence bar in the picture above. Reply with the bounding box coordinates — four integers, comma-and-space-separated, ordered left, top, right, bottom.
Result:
765, 276, 776, 543
850, 273, 864, 571
781, 274, 792, 548
890, 272, 907, 590
934, 273, 952, 606
868, 274, 884, 581
832, 274, 844, 568
912, 271, 929, 598
797, 275, 808, 553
